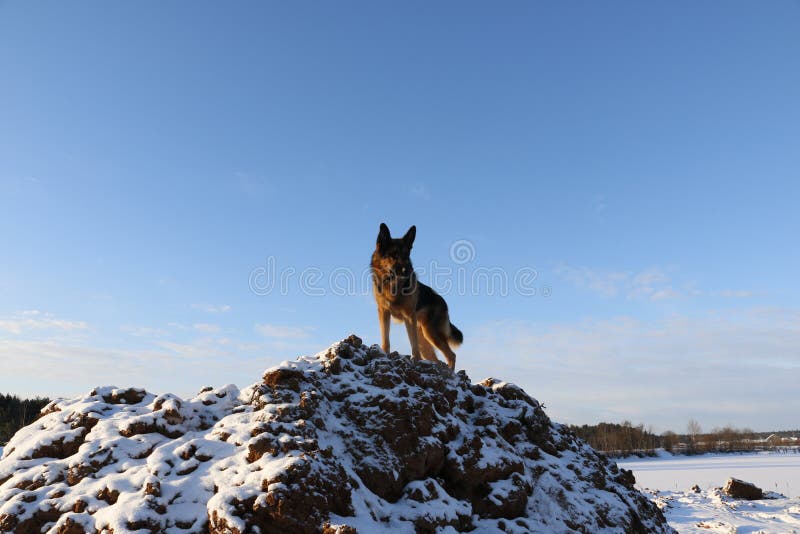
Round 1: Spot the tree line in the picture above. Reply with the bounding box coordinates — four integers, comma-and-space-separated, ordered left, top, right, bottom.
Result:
0, 393, 51, 444
569, 418, 800, 457
568, 421, 659, 456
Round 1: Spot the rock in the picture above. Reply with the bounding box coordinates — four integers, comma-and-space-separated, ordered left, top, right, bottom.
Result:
0, 336, 675, 533
616, 467, 637, 488
94, 387, 147, 405
723, 478, 764, 500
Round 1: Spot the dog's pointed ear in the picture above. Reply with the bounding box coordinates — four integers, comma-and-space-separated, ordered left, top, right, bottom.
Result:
403, 225, 416, 248
377, 223, 391, 249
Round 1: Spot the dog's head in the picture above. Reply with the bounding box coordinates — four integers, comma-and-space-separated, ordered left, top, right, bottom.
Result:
373, 223, 416, 280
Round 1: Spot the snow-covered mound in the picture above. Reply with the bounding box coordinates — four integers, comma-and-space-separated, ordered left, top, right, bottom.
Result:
0, 336, 673, 533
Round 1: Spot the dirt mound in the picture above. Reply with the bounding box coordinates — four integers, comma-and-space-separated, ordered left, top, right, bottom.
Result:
0, 335, 673, 533
723, 478, 764, 500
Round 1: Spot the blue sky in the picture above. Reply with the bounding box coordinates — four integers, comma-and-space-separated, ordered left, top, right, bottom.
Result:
1, 2, 799, 433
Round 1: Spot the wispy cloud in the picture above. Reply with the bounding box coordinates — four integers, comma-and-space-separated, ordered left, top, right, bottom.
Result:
0, 311, 89, 334
123, 322, 221, 337
556, 265, 760, 303
555, 265, 684, 301
649, 288, 681, 301
193, 323, 221, 334
121, 325, 168, 338
157, 339, 228, 360
554, 265, 631, 298
255, 323, 314, 339
629, 268, 680, 301
0, 338, 255, 399
191, 303, 232, 314
717, 289, 754, 298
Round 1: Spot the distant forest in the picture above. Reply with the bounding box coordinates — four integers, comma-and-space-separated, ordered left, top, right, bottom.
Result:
569, 420, 800, 457
0, 394, 51, 444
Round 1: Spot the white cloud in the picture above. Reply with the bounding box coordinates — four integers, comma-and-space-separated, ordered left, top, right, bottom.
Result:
191, 303, 232, 314
121, 325, 168, 338
123, 322, 222, 337
555, 265, 683, 301
629, 268, 670, 298
255, 323, 314, 339
157, 340, 228, 360
193, 323, 221, 334
649, 287, 681, 301
718, 289, 754, 298
0, 311, 88, 334
0, 338, 238, 399
557, 265, 760, 303
554, 265, 631, 298
459, 308, 800, 433
0, 333, 327, 400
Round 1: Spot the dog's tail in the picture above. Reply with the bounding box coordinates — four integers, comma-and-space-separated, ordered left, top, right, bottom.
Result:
448, 322, 463, 347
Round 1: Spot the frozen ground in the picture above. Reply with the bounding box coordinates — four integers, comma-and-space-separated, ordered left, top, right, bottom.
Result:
619, 452, 800, 533
618, 451, 800, 497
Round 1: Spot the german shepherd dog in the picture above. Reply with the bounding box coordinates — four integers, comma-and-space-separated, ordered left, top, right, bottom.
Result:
371, 223, 463, 370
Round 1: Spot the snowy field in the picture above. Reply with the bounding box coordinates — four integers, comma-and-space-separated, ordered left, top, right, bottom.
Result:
618, 451, 800, 497
618, 452, 800, 533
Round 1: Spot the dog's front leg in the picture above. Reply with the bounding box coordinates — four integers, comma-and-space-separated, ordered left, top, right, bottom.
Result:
379, 308, 391, 353
405, 313, 421, 361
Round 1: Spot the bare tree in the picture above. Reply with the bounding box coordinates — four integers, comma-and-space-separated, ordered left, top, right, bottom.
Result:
662, 431, 678, 452
687, 418, 702, 452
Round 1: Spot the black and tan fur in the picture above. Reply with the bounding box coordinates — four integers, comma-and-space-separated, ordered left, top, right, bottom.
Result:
371, 223, 463, 370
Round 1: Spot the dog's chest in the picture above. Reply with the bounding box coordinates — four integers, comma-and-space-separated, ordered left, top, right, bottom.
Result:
373, 280, 417, 319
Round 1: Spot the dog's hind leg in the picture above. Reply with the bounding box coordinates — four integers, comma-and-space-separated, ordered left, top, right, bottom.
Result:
416, 329, 438, 362
423, 324, 457, 371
